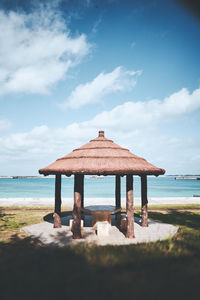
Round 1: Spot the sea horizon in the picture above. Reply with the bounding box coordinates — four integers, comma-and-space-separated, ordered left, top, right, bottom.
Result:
0, 176, 200, 198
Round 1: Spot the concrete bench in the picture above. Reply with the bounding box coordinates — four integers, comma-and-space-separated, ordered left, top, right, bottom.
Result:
96, 221, 111, 237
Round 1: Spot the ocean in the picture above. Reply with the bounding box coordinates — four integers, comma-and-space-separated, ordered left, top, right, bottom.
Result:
0, 176, 200, 198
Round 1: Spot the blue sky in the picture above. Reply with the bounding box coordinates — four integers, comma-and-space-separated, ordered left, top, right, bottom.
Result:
0, 0, 200, 175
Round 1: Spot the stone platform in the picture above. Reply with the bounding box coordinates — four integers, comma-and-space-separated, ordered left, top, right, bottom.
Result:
22, 215, 178, 246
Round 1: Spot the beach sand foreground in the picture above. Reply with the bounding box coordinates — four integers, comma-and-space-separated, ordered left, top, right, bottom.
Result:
0, 197, 200, 207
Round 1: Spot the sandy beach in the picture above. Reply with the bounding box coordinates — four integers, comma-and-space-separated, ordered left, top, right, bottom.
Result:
0, 197, 200, 207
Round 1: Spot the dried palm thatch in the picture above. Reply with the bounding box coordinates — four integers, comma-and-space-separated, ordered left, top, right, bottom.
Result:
39, 131, 165, 176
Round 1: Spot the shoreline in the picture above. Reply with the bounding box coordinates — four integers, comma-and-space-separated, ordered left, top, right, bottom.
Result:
0, 197, 200, 207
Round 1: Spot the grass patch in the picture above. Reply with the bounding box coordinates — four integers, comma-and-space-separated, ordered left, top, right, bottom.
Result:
135, 203, 200, 210
0, 206, 200, 300
0, 207, 53, 242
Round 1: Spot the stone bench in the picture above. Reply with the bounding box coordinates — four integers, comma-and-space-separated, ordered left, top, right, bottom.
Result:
96, 221, 111, 237
81, 205, 121, 227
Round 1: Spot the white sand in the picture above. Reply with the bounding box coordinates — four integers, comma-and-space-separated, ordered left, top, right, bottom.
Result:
0, 196, 200, 207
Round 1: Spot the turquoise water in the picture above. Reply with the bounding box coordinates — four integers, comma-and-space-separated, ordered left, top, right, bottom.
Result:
0, 176, 200, 198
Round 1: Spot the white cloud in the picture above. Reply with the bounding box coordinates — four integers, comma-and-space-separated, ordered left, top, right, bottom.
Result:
64, 66, 142, 109
0, 7, 90, 96
0, 125, 92, 159
0, 87, 200, 174
81, 87, 200, 131
0, 119, 11, 132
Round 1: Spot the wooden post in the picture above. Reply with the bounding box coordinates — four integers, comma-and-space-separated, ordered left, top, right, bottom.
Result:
72, 174, 83, 239
53, 174, 62, 228
126, 175, 135, 238
115, 175, 121, 208
81, 175, 84, 219
115, 175, 121, 224
141, 175, 148, 227
81, 175, 84, 209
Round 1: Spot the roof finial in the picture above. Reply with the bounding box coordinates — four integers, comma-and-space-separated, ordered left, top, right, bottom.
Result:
98, 130, 104, 137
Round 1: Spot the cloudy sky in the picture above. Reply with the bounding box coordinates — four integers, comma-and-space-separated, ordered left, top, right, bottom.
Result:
0, 0, 200, 175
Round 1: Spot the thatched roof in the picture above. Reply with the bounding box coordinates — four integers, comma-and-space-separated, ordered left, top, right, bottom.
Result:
39, 131, 165, 176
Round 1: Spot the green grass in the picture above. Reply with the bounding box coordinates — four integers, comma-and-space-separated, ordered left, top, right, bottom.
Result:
0, 206, 200, 300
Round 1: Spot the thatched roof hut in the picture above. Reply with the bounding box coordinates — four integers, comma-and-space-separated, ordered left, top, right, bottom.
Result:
39, 131, 165, 176
39, 130, 165, 239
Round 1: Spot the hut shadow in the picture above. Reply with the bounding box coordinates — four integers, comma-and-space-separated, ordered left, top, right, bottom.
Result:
44, 211, 113, 227
42, 211, 130, 241
1, 227, 199, 300
43, 210, 73, 225
43, 211, 143, 240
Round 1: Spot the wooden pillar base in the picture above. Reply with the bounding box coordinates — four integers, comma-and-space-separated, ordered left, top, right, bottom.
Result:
126, 231, 135, 238
141, 204, 148, 227
53, 213, 62, 228
72, 174, 83, 239
71, 221, 82, 239
126, 175, 135, 239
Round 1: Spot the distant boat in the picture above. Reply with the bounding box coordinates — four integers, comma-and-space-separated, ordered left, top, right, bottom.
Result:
193, 195, 200, 197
